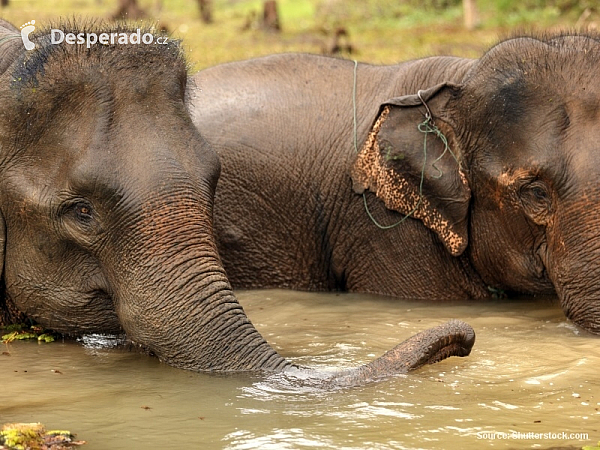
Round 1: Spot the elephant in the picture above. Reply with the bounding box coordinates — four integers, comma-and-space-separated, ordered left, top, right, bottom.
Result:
191, 32, 600, 335
0, 19, 475, 386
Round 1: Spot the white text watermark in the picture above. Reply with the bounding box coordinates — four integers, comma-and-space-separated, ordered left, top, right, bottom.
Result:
50, 29, 168, 49
15, 20, 169, 51
477, 431, 589, 440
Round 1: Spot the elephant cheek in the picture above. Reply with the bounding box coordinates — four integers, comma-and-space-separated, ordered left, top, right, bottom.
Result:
544, 212, 600, 335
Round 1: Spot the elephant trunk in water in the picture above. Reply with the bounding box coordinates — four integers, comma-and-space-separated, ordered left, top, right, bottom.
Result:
110, 177, 474, 385
327, 319, 474, 386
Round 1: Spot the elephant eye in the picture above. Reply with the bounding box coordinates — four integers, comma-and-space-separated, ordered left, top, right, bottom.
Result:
57, 199, 100, 241
519, 180, 552, 225
531, 185, 548, 200
72, 201, 94, 222
523, 181, 550, 200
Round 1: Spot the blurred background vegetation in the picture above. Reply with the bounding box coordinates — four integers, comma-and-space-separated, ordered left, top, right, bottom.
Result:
0, 0, 597, 71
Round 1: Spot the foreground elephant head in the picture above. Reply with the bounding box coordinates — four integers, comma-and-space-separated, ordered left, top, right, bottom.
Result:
0, 19, 474, 385
352, 34, 600, 334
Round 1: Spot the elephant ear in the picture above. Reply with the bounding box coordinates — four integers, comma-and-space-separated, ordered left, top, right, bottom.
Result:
351, 83, 470, 256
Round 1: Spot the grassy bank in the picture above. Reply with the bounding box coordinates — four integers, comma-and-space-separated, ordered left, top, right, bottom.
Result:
0, 0, 594, 70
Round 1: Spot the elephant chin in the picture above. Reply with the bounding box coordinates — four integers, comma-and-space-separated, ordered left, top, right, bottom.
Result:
568, 314, 600, 335
560, 295, 600, 335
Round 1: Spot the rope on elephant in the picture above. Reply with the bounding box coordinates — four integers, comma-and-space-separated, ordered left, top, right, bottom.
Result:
351, 60, 454, 230
417, 115, 459, 179
352, 58, 416, 229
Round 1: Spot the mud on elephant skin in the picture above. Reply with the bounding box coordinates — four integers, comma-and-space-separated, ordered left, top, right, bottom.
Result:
0, 19, 475, 386
192, 32, 600, 336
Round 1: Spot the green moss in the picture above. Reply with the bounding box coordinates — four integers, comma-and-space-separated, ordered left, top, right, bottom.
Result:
1, 325, 56, 344
37, 334, 55, 343
583, 443, 600, 450
0, 423, 84, 449
0, 423, 45, 449
46, 431, 74, 437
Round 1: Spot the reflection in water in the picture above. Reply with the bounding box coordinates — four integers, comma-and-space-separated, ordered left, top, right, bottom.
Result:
1, 290, 599, 449
77, 334, 127, 349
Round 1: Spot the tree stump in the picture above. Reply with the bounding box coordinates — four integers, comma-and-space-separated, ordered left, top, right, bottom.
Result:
323, 27, 354, 56
463, 0, 479, 30
262, 0, 280, 32
198, 0, 213, 24
112, 0, 147, 20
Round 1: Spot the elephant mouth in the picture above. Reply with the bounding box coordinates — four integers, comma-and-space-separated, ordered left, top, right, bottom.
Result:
60, 288, 121, 335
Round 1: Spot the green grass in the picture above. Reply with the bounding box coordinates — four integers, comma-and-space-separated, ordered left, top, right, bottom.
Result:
0, 0, 591, 71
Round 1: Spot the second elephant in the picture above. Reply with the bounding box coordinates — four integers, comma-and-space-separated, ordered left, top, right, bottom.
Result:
192, 33, 600, 335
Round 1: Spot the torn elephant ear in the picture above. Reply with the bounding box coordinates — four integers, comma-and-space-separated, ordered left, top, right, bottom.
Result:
350, 83, 471, 256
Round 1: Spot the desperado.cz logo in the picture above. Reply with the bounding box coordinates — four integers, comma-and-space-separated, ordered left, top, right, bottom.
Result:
20, 20, 36, 50
51, 29, 169, 48
50, 28, 168, 48
18, 20, 169, 51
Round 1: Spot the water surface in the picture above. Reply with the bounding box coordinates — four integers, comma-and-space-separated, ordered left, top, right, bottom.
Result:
1, 290, 598, 449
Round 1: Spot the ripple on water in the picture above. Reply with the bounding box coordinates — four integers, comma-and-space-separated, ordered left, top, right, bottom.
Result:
3, 291, 600, 449
77, 333, 127, 349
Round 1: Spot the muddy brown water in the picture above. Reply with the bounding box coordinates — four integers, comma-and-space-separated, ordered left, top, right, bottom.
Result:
1, 290, 599, 449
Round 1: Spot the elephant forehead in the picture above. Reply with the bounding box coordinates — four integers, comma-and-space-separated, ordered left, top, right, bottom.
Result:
2, 170, 55, 212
